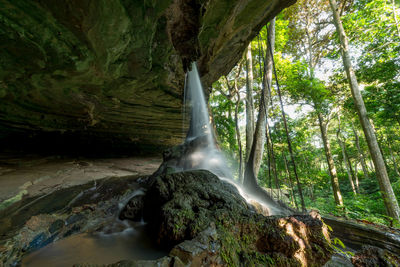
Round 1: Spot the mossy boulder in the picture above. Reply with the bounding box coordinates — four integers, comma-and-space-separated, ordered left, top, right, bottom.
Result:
134, 170, 333, 266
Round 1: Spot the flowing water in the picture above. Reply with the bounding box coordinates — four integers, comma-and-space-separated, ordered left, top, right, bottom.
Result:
183, 63, 233, 179
22, 189, 168, 266
22, 222, 168, 267
185, 62, 214, 145
183, 62, 282, 215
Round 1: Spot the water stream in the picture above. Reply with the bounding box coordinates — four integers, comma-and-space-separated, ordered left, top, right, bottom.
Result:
21, 189, 168, 266
22, 222, 167, 267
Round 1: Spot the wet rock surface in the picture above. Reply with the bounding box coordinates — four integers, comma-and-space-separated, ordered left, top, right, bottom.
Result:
153, 134, 212, 176
0, 175, 144, 266
119, 194, 145, 222
153, 135, 293, 215
0, 154, 161, 211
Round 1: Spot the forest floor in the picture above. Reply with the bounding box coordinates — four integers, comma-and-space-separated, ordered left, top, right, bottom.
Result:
0, 152, 161, 209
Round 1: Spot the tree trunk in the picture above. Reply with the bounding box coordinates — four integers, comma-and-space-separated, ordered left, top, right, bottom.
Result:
253, 19, 275, 177
266, 25, 305, 211
302, 155, 315, 200
245, 44, 255, 162
392, 0, 400, 39
369, 160, 374, 172
266, 132, 273, 188
354, 160, 360, 193
337, 124, 357, 195
266, 122, 280, 197
329, 0, 400, 220
347, 153, 357, 187
309, 184, 314, 200
243, 109, 292, 214
318, 112, 344, 206
388, 140, 400, 178
234, 84, 243, 183
376, 133, 390, 171
283, 154, 298, 209
242, 21, 295, 215
222, 66, 243, 182
352, 123, 370, 179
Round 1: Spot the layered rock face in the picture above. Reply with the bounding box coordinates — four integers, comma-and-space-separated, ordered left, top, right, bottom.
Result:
0, 0, 294, 153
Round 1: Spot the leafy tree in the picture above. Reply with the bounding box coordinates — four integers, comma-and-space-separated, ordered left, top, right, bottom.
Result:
329, 0, 400, 221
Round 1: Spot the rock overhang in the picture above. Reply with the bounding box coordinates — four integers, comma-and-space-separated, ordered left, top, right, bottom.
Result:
0, 0, 295, 154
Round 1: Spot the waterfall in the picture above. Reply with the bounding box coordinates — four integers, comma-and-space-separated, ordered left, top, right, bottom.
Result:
183, 62, 231, 179
182, 62, 285, 215
185, 63, 214, 145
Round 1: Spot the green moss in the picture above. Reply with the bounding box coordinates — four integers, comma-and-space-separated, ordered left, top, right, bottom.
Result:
216, 217, 278, 267
217, 223, 241, 266
0, 190, 27, 211
177, 208, 195, 221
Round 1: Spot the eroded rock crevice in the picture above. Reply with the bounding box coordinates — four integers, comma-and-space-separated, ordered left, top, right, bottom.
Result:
166, 0, 203, 71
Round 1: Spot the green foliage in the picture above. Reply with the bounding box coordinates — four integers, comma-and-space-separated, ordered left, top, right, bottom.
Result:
343, 0, 400, 127
330, 237, 355, 258
210, 0, 400, 228
305, 172, 397, 226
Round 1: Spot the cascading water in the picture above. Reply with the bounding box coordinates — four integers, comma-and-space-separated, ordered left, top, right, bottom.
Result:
183, 62, 283, 215
183, 63, 232, 179
185, 62, 214, 145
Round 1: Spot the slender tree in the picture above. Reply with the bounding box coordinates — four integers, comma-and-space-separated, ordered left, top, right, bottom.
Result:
351, 123, 370, 179
284, 154, 299, 209
318, 113, 344, 206
234, 78, 244, 182
222, 63, 244, 181
269, 38, 306, 211
245, 44, 255, 162
388, 141, 400, 179
243, 19, 276, 182
243, 20, 293, 214
337, 116, 357, 195
253, 19, 276, 177
353, 160, 360, 193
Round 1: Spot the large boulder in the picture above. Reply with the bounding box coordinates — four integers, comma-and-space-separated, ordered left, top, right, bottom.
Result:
0, 0, 294, 153
151, 135, 294, 215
